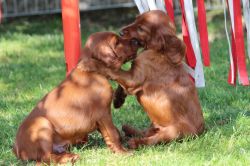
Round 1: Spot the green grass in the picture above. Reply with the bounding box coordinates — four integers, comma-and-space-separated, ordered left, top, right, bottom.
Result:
0, 10, 250, 166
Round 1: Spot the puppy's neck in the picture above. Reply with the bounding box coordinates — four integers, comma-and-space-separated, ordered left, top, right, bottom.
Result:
80, 47, 92, 59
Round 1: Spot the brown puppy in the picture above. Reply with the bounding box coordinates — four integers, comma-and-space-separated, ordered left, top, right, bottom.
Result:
13, 32, 139, 164
90, 10, 205, 149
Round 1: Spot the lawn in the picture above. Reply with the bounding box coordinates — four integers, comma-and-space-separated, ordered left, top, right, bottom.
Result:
0, 9, 250, 166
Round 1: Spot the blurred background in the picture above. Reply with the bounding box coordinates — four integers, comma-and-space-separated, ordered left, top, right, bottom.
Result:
0, 0, 228, 46
1, 0, 223, 18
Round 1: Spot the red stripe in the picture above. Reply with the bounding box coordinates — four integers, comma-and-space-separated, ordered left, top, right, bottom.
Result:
62, 0, 82, 75
179, 0, 196, 68
197, 0, 210, 66
233, 0, 249, 85
164, 0, 175, 23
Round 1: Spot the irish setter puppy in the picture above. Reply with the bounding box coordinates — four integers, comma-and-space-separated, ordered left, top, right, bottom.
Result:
90, 10, 205, 149
13, 32, 139, 164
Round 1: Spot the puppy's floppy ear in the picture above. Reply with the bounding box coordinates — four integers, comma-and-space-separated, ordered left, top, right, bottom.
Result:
92, 44, 117, 68
165, 35, 186, 65
149, 26, 185, 65
148, 21, 176, 52
148, 28, 166, 52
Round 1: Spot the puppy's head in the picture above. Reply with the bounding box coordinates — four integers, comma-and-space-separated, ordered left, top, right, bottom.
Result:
85, 32, 139, 69
120, 10, 185, 65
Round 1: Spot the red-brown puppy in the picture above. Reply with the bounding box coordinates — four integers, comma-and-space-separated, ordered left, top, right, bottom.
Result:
90, 10, 205, 149
13, 32, 139, 164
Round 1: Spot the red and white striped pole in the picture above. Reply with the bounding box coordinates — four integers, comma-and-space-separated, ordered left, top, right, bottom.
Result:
61, 0, 81, 75
226, 0, 249, 86
197, 0, 210, 66
0, 0, 3, 24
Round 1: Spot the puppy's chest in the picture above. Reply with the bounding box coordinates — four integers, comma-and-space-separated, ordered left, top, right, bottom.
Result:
68, 75, 113, 100
138, 96, 173, 125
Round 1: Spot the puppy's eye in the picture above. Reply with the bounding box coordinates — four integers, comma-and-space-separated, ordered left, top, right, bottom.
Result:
115, 39, 120, 47
137, 26, 144, 32
131, 38, 139, 46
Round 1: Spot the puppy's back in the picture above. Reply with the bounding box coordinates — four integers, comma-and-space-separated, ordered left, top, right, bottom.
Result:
13, 68, 113, 161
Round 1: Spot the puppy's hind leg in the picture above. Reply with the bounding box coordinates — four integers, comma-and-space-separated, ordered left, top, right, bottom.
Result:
40, 153, 80, 165
122, 124, 158, 137
37, 118, 79, 164
128, 126, 180, 149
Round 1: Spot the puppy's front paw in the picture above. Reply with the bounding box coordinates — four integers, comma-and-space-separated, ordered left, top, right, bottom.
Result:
128, 138, 139, 149
122, 125, 135, 137
58, 153, 80, 164
112, 146, 129, 154
70, 154, 80, 164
